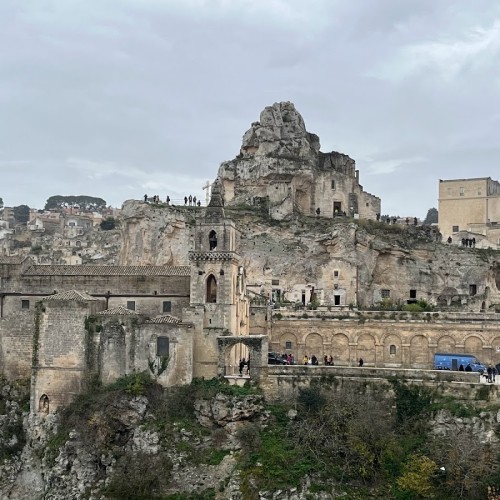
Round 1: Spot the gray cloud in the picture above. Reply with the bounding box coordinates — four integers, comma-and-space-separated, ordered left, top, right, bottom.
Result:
1, 0, 499, 217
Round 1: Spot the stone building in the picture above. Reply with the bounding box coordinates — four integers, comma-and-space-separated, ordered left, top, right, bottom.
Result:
439, 177, 500, 248
1, 181, 251, 413
218, 102, 381, 221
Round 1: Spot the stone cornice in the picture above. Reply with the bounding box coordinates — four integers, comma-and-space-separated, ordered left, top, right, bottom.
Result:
189, 251, 239, 262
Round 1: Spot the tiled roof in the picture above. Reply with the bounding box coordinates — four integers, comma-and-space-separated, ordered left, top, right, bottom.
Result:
24, 265, 191, 277
145, 315, 180, 324
0, 255, 28, 264
42, 290, 98, 302
96, 306, 138, 316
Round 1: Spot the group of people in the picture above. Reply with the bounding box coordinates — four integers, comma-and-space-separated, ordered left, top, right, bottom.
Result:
279, 353, 295, 364
301, 354, 336, 365
184, 195, 200, 207
484, 364, 498, 383
143, 194, 203, 207
461, 237, 476, 247
143, 194, 171, 204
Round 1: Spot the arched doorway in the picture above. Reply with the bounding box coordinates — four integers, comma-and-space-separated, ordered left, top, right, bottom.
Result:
437, 335, 455, 353
39, 394, 49, 414
305, 333, 323, 362
464, 335, 484, 363
331, 333, 349, 365
410, 335, 429, 368
225, 342, 250, 377
218, 336, 268, 381
206, 274, 217, 303
357, 333, 376, 365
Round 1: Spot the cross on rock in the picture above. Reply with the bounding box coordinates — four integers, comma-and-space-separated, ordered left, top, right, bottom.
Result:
202, 180, 212, 205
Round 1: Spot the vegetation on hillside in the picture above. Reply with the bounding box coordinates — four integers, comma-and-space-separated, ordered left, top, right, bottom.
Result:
34, 374, 500, 499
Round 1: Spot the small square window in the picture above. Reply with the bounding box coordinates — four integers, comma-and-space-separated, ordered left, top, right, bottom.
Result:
271, 279, 280, 286
21, 299, 30, 309
285, 341, 292, 350
409, 289, 417, 299
469, 284, 477, 296
126, 301, 136, 311
156, 337, 169, 357
163, 301, 172, 313
459, 187, 465, 196
333, 270, 339, 278
381, 289, 390, 298
452, 225, 459, 233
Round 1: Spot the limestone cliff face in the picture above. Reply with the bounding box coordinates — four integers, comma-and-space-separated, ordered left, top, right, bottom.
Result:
218, 101, 380, 220
229, 212, 500, 310
118, 200, 193, 266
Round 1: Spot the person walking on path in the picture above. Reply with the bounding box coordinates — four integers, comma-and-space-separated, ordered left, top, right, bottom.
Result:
358, 358, 364, 367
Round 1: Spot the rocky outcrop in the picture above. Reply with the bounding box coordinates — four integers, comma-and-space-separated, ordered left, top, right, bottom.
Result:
218, 102, 380, 220
119, 200, 193, 266
239, 101, 320, 159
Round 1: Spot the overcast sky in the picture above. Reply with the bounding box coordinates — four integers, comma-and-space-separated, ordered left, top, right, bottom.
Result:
1, 0, 500, 217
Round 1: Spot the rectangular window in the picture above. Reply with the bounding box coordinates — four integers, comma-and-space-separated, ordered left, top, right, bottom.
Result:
452, 225, 459, 233
469, 284, 477, 296
21, 299, 30, 309
271, 279, 279, 286
285, 341, 292, 350
156, 337, 169, 357
381, 289, 390, 298
163, 301, 172, 313
409, 289, 417, 299
333, 270, 339, 278
331, 180, 336, 190
126, 300, 136, 311
459, 187, 465, 196
334, 295, 341, 305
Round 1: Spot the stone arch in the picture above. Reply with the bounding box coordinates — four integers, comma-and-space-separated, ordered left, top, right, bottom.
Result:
39, 394, 49, 414
491, 336, 500, 365
383, 334, 402, 365
206, 274, 217, 303
464, 335, 484, 362
226, 342, 250, 376
218, 336, 267, 380
305, 333, 323, 361
410, 335, 429, 368
357, 333, 376, 365
209, 230, 217, 250
437, 335, 455, 353
331, 333, 349, 365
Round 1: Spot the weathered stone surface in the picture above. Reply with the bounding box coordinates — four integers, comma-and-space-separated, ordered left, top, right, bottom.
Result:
240, 102, 320, 159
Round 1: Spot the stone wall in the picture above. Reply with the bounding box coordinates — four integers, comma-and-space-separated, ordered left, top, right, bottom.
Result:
269, 315, 500, 369
259, 365, 499, 402
31, 298, 104, 413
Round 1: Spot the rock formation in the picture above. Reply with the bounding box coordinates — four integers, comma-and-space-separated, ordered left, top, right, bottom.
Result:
218, 101, 380, 220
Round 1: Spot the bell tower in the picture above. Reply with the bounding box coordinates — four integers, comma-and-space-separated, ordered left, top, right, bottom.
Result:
189, 179, 249, 377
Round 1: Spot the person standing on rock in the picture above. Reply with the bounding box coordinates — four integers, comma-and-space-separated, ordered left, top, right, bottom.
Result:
144, 194, 148, 202
184, 196, 188, 205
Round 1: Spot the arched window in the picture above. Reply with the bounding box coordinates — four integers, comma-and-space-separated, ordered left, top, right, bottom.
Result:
389, 345, 396, 356
206, 274, 217, 303
209, 230, 217, 251
39, 394, 49, 414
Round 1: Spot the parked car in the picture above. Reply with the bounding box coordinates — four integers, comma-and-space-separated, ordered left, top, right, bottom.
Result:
268, 352, 287, 365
